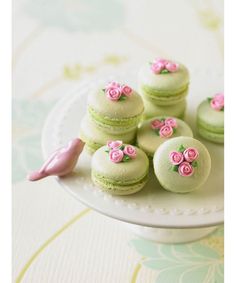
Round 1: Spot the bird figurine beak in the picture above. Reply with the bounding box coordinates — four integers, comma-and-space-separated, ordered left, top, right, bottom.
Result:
28, 138, 85, 181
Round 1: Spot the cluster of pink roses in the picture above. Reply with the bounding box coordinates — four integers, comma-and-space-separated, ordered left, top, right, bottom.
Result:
103, 81, 133, 101
208, 93, 224, 111
151, 117, 177, 138
150, 58, 179, 74
169, 145, 199, 177
106, 141, 137, 163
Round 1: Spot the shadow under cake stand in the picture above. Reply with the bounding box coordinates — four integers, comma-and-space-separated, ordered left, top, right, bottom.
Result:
42, 73, 223, 243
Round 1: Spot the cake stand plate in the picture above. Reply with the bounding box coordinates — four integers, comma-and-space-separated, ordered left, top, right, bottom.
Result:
42, 70, 224, 243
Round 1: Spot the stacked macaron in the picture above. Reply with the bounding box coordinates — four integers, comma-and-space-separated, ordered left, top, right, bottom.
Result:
138, 58, 189, 120
197, 92, 224, 144
91, 141, 149, 195
80, 81, 144, 153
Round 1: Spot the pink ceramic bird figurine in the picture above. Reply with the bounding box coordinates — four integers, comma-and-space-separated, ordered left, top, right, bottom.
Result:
28, 138, 85, 181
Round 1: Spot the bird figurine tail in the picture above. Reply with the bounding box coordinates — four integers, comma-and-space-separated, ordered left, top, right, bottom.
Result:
28, 171, 48, 181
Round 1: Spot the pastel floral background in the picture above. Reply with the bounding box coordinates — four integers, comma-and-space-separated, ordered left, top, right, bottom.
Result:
13, 0, 223, 282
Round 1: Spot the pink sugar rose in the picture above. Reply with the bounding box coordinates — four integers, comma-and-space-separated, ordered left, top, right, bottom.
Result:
151, 119, 165, 129
211, 93, 224, 111
106, 88, 122, 101
123, 145, 137, 159
155, 58, 169, 65
121, 85, 133, 96
159, 125, 173, 138
151, 62, 165, 74
165, 62, 179, 73
165, 117, 177, 128
178, 162, 194, 177
210, 97, 223, 111
107, 140, 123, 149
169, 151, 184, 165
183, 148, 199, 163
109, 149, 124, 163
106, 81, 120, 89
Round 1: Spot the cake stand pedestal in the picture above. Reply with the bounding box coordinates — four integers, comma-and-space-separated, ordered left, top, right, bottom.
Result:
42, 72, 223, 243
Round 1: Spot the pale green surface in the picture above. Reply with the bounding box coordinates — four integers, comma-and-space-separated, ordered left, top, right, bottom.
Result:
197, 125, 224, 144
140, 86, 188, 105
80, 115, 137, 152
153, 137, 211, 193
142, 97, 186, 119
197, 100, 224, 132
87, 87, 144, 119
138, 62, 189, 91
92, 171, 148, 195
91, 145, 149, 182
91, 145, 149, 195
137, 117, 193, 157
88, 106, 140, 133
197, 100, 224, 144
131, 225, 223, 283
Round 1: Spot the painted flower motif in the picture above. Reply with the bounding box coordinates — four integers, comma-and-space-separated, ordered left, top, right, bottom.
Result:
106, 87, 122, 101
151, 119, 165, 129
170, 145, 199, 177
183, 148, 199, 162
106, 141, 137, 163
169, 151, 184, 165
109, 149, 124, 163
159, 125, 173, 138
150, 58, 179, 74
123, 145, 136, 158
208, 92, 224, 111
103, 81, 133, 101
178, 161, 194, 177
130, 226, 224, 283
164, 117, 177, 128
107, 140, 123, 149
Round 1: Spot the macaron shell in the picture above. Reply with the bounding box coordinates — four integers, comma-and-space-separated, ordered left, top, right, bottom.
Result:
87, 87, 144, 119
142, 98, 186, 120
153, 137, 211, 193
137, 117, 193, 157
92, 145, 149, 183
197, 125, 224, 144
92, 172, 148, 195
138, 62, 189, 93
197, 100, 224, 133
140, 87, 188, 106
79, 115, 136, 152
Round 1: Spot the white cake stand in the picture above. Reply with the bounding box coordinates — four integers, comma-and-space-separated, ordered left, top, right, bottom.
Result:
42, 69, 224, 243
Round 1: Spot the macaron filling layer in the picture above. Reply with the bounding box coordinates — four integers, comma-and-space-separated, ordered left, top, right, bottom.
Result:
197, 117, 224, 134
140, 86, 188, 105
88, 106, 142, 128
197, 125, 224, 144
92, 170, 148, 193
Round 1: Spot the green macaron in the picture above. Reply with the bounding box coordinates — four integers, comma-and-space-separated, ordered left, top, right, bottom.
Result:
153, 137, 211, 193
80, 115, 137, 154
138, 59, 189, 106
137, 117, 193, 158
91, 142, 149, 195
142, 98, 187, 120
197, 94, 224, 144
87, 82, 144, 134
